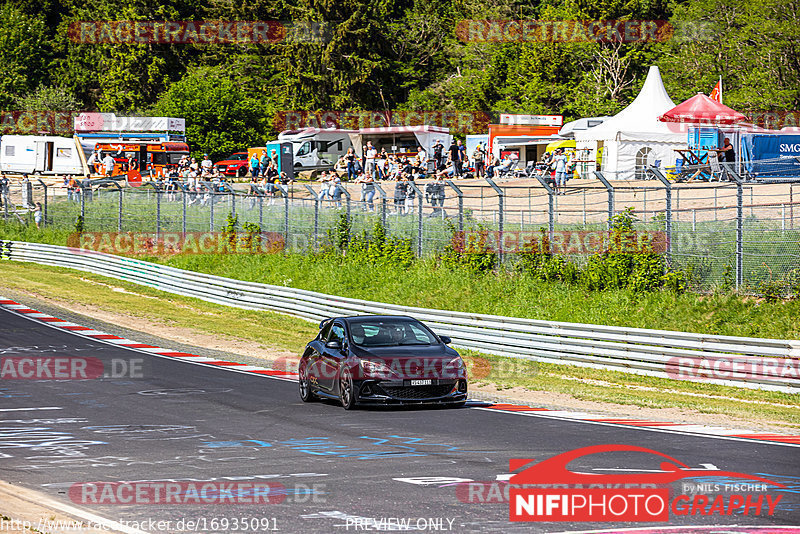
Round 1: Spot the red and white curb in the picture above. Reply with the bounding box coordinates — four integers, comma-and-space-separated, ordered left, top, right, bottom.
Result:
0, 297, 299, 382
2, 297, 798, 447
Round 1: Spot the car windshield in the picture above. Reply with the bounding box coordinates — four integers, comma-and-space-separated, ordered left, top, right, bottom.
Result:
230, 153, 248, 160
349, 318, 437, 347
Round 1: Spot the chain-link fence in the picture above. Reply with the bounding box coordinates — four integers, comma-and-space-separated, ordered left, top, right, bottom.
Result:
2, 166, 799, 293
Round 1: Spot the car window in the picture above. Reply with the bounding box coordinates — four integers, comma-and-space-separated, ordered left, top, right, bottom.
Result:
318, 321, 332, 341
329, 323, 345, 345
297, 142, 311, 157
349, 319, 437, 347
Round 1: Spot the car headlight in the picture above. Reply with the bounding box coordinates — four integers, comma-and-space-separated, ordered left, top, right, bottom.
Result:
360, 359, 393, 378
445, 357, 466, 378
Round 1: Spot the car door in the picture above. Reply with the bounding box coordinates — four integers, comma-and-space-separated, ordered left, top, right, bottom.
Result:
306, 321, 332, 391
319, 321, 347, 392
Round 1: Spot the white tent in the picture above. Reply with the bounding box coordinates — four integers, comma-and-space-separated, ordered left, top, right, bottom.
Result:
575, 66, 687, 179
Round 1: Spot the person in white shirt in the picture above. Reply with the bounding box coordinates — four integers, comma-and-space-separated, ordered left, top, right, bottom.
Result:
102, 153, 115, 177
201, 154, 213, 175
364, 142, 377, 177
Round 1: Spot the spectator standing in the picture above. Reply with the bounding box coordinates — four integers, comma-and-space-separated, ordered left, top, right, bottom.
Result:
345, 147, 357, 181
473, 143, 486, 178
404, 175, 416, 214
32, 202, 43, 228
426, 173, 446, 217
364, 141, 377, 177
393, 175, 406, 214
201, 154, 213, 175
86, 150, 100, 175
457, 140, 466, 176
356, 172, 376, 211
433, 139, 444, 170
102, 153, 115, 177
259, 150, 269, 178
553, 149, 568, 194
447, 139, 461, 178
270, 149, 279, 168
318, 171, 332, 201
0, 173, 8, 210
249, 153, 259, 178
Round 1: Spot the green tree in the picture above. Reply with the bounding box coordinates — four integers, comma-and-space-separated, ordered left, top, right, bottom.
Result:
152, 66, 277, 160
15, 85, 83, 110
0, 3, 51, 108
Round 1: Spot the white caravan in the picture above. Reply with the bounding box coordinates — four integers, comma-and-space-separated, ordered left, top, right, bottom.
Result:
276, 129, 353, 169
0, 135, 85, 175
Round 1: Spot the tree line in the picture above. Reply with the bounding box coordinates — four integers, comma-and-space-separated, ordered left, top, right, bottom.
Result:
1, 0, 798, 159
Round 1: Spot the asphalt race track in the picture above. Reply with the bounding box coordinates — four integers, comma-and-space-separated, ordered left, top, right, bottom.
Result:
1, 304, 798, 534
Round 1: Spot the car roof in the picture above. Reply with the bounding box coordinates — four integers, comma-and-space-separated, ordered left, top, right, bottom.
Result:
321, 315, 417, 326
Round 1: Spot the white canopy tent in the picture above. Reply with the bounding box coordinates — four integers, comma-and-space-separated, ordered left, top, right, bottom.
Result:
575, 66, 687, 179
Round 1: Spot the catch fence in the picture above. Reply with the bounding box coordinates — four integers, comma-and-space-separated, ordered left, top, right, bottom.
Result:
2, 165, 799, 293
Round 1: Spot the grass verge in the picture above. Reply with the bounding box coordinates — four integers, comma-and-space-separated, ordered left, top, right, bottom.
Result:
1, 260, 798, 429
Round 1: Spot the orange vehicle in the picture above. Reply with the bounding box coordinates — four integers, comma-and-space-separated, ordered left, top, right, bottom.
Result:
93, 142, 190, 182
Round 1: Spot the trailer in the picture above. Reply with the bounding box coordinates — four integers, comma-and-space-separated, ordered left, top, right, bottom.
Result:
276, 129, 353, 170
0, 135, 86, 175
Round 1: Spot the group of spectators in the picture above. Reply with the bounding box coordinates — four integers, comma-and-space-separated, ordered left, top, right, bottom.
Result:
319, 140, 460, 215
0, 172, 43, 227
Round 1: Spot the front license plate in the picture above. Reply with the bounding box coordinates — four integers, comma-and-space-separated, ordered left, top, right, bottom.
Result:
409, 379, 433, 386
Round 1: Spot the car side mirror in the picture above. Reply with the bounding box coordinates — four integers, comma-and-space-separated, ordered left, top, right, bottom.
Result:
325, 340, 342, 350
440, 336, 451, 344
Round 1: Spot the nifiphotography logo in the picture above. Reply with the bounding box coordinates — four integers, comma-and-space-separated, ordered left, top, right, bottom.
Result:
508, 445, 785, 522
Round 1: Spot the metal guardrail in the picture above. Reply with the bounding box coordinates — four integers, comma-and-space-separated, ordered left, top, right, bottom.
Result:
2, 240, 799, 393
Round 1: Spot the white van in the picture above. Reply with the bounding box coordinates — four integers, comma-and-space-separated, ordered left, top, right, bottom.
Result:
0, 135, 85, 175
276, 129, 353, 169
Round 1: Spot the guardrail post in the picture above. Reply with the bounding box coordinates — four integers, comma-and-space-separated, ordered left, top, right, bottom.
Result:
229, 186, 236, 217
303, 184, 320, 249
485, 178, 504, 263
445, 180, 464, 232
374, 183, 388, 229
724, 163, 744, 290
647, 167, 672, 262
593, 171, 615, 230
534, 174, 555, 242
406, 181, 424, 256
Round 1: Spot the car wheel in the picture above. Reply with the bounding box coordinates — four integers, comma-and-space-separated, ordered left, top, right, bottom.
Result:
339, 367, 357, 410
298, 361, 316, 402
238, 167, 247, 178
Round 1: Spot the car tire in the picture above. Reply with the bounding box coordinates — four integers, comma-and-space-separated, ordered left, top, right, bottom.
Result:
298, 361, 316, 402
238, 167, 247, 178
339, 366, 357, 410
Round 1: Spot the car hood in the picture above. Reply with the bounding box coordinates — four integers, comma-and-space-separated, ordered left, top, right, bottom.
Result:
350, 344, 464, 380
215, 159, 247, 166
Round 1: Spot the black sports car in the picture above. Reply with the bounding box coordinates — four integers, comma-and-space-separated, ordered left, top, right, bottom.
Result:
298, 315, 468, 409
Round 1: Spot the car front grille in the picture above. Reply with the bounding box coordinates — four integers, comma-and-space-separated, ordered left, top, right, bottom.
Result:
376, 382, 456, 400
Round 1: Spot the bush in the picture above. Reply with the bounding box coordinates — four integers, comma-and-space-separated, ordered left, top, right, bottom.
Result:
440, 222, 497, 274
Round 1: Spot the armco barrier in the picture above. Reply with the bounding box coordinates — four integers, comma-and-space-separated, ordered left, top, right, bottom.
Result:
2, 240, 799, 393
